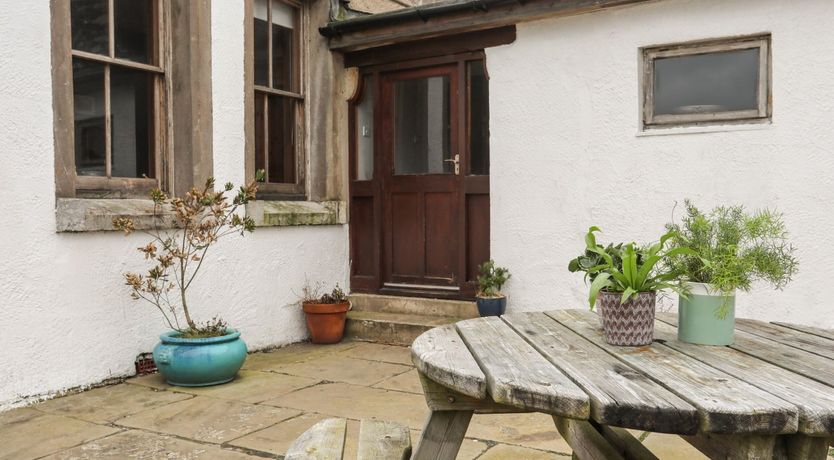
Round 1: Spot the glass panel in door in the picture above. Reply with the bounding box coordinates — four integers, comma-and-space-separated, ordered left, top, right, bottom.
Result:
393, 75, 452, 175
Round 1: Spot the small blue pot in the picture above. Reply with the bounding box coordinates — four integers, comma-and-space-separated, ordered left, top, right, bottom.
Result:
153, 329, 247, 387
476, 296, 507, 317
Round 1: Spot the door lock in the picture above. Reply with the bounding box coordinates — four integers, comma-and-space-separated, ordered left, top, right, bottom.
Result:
444, 154, 460, 175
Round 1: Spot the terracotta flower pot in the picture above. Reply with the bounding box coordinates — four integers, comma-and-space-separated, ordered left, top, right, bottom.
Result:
302, 301, 350, 344
597, 290, 656, 347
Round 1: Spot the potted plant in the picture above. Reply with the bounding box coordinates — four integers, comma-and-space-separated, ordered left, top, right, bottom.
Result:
665, 201, 798, 345
113, 176, 260, 386
300, 282, 351, 344
476, 260, 511, 317
569, 227, 691, 346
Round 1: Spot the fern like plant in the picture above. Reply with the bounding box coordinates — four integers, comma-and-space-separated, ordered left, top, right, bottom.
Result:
665, 200, 798, 300
569, 227, 694, 309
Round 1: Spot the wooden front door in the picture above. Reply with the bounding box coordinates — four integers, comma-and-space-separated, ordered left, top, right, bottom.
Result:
380, 64, 462, 292
348, 53, 492, 299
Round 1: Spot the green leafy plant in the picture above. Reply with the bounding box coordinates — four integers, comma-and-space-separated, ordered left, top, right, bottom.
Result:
114, 172, 264, 338
477, 260, 511, 298
665, 200, 798, 316
569, 227, 693, 309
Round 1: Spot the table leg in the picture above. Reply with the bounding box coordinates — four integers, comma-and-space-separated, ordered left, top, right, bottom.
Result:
779, 434, 829, 460
412, 410, 473, 460
552, 417, 626, 460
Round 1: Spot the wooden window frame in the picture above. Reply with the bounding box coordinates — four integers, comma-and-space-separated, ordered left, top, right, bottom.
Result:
51, 0, 170, 199
245, 0, 306, 199
642, 35, 771, 129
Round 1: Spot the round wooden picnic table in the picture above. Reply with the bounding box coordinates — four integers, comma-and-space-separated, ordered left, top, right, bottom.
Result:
409, 309, 834, 460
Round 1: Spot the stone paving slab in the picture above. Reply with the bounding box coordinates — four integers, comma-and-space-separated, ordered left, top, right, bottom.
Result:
642, 432, 709, 459
338, 342, 414, 365
228, 411, 329, 456
36, 383, 192, 424
0, 339, 768, 459
241, 341, 360, 372
477, 443, 565, 459
128, 369, 319, 403
0, 408, 119, 460
372, 368, 423, 394
278, 354, 412, 386
467, 412, 573, 454
263, 382, 430, 430
41, 430, 254, 459
117, 396, 301, 444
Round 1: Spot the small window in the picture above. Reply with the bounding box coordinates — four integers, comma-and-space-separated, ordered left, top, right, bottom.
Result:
69, 0, 162, 188
642, 36, 770, 128
467, 60, 489, 175
251, 0, 302, 189
354, 75, 374, 181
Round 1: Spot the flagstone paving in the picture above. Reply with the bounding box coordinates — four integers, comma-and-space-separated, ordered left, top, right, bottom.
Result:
3, 340, 824, 459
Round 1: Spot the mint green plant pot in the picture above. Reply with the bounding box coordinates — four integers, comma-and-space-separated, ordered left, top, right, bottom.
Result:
678, 283, 735, 346
153, 329, 247, 387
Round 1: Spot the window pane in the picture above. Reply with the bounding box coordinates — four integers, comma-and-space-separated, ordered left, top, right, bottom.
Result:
254, 92, 266, 175
73, 58, 106, 176
253, 0, 269, 87
268, 95, 296, 183
71, 0, 108, 55
653, 48, 760, 115
468, 61, 489, 175
114, 0, 153, 64
356, 76, 374, 181
110, 66, 153, 178
272, 0, 295, 91
394, 76, 451, 175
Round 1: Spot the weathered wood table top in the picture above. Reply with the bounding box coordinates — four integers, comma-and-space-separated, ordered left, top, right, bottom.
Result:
410, 309, 834, 460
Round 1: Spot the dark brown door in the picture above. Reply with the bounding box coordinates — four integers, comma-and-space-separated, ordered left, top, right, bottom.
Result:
348, 53, 491, 300
380, 64, 463, 292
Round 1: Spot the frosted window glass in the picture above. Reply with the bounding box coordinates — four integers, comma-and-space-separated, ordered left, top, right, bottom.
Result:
356, 76, 374, 181
653, 48, 759, 115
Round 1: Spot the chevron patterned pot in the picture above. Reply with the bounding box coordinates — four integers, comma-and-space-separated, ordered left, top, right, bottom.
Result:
597, 290, 656, 346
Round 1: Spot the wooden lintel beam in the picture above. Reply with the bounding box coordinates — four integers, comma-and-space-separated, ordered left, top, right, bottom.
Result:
326, 0, 654, 52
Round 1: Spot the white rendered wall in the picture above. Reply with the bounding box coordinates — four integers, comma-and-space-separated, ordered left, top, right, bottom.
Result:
0, 2, 348, 410
488, 0, 834, 326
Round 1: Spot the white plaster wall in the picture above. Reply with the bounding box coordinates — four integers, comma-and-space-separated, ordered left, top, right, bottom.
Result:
0, 2, 348, 410
488, 0, 834, 327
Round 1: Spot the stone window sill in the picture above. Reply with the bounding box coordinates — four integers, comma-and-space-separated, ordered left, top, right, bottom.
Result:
56, 198, 176, 233
246, 200, 346, 227
55, 198, 346, 233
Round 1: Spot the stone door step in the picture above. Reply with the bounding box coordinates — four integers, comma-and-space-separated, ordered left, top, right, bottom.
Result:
345, 311, 463, 346
349, 293, 478, 318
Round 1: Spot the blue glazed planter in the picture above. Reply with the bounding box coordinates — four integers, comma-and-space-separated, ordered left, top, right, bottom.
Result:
153, 329, 247, 387
476, 296, 507, 317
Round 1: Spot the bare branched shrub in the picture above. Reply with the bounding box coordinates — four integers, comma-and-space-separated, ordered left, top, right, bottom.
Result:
114, 174, 262, 338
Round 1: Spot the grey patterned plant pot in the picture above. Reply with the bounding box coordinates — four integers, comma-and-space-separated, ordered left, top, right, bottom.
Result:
597, 290, 656, 346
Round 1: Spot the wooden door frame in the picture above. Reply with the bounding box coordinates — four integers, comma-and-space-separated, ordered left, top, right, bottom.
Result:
380, 62, 462, 291
348, 51, 490, 300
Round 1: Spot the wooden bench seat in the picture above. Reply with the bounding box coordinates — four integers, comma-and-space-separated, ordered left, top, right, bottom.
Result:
286, 418, 412, 460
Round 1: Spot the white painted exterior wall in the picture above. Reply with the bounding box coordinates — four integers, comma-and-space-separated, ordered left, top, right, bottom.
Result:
0, 2, 348, 410
489, 0, 834, 326
3, 0, 834, 411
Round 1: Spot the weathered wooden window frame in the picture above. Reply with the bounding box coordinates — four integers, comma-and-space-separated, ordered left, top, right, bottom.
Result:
642, 35, 771, 129
51, 0, 171, 198
244, 0, 306, 199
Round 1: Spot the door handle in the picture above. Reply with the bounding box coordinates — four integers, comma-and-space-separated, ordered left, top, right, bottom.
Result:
444, 154, 460, 175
